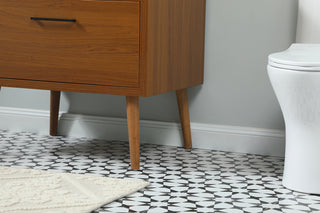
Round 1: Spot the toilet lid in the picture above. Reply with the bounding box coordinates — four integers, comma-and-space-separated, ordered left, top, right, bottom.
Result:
268, 43, 320, 71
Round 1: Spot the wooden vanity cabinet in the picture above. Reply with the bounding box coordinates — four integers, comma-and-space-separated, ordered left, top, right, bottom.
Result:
0, 0, 206, 169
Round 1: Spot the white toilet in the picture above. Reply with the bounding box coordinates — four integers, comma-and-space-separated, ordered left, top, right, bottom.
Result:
267, 0, 320, 194
268, 44, 320, 194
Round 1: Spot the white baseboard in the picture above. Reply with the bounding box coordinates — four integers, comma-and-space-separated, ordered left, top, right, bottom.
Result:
0, 106, 285, 157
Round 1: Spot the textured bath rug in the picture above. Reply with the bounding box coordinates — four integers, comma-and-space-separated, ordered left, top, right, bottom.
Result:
0, 166, 149, 213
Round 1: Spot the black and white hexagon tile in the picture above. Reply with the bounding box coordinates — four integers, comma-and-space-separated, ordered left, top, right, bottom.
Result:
1, 129, 320, 213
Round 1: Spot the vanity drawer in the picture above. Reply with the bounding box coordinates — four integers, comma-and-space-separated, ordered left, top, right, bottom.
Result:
0, 0, 140, 87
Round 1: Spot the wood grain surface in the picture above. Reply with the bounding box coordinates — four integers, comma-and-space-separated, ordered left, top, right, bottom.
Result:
0, 0, 206, 97
126, 96, 140, 170
176, 89, 192, 149
0, 0, 140, 87
50, 91, 61, 136
141, 0, 206, 96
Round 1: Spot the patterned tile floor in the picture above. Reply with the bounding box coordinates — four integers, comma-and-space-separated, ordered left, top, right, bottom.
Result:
1, 129, 320, 213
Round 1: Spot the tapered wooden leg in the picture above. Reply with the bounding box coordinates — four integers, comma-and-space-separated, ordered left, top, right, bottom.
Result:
126, 96, 140, 170
50, 91, 61, 136
176, 89, 192, 149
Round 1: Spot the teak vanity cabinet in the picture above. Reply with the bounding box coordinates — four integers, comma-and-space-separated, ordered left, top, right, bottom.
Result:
0, 0, 206, 169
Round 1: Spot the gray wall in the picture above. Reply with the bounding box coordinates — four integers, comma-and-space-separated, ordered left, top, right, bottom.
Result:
0, 0, 298, 131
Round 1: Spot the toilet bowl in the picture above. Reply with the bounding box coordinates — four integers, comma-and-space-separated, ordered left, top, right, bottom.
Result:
268, 43, 320, 194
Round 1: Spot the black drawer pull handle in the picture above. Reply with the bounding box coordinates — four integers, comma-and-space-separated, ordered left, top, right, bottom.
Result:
30, 17, 76, 23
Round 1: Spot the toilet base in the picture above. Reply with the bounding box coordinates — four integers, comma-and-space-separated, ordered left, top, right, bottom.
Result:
282, 127, 320, 194
268, 65, 320, 195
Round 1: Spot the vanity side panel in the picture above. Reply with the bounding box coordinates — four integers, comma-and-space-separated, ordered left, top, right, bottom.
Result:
142, 0, 206, 97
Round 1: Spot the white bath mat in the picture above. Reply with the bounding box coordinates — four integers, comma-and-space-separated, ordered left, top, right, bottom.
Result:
0, 166, 149, 213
